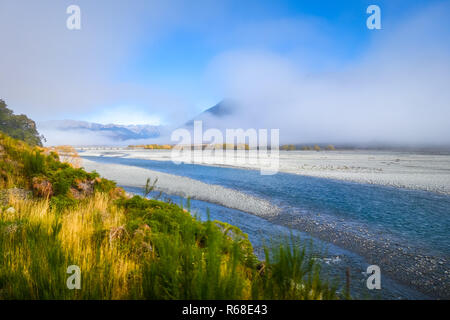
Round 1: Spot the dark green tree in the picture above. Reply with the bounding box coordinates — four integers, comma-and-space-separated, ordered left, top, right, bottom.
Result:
0, 99, 45, 146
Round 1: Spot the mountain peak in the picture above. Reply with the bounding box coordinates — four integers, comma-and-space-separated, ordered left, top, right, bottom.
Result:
185, 99, 237, 127
37, 120, 161, 145
203, 99, 236, 117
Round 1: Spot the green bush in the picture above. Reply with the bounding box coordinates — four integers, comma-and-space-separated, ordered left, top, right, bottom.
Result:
23, 151, 45, 177
49, 195, 78, 212
47, 167, 97, 197
94, 177, 116, 194
116, 196, 339, 300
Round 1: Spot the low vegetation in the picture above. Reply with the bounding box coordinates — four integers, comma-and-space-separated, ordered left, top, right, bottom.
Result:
128, 144, 173, 150
1, 123, 339, 299
281, 144, 297, 151
0, 191, 338, 299
129, 144, 252, 151
282, 144, 336, 151
0, 132, 120, 210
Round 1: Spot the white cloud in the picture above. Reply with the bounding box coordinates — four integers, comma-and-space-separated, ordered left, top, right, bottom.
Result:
86, 106, 162, 126
205, 2, 450, 146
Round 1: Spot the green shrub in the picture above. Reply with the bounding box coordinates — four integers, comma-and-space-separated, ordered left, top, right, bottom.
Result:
23, 151, 45, 177
116, 196, 339, 300
49, 167, 98, 196
49, 195, 77, 213
94, 177, 116, 194
251, 237, 338, 299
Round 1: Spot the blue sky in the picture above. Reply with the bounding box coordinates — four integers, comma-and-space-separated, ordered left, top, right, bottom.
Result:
124, 0, 434, 77
1, 0, 449, 144
123, 0, 377, 110
117, 0, 447, 114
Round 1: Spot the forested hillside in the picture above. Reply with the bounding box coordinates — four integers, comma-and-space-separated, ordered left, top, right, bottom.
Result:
0, 99, 44, 147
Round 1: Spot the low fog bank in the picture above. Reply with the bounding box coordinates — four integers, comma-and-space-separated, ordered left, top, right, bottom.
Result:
201, 3, 450, 148
38, 127, 171, 147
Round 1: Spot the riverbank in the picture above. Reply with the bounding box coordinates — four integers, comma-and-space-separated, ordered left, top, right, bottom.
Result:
80, 155, 450, 299
78, 149, 450, 195
82, 159, 279, 217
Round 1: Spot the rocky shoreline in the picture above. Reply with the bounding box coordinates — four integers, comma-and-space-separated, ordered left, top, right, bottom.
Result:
270, 212, 450, 299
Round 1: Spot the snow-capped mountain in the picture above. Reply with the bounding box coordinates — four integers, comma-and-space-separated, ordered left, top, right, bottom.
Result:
38, 120, 161, 146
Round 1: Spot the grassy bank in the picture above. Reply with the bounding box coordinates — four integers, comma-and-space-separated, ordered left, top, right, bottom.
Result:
0, 131, 339, 300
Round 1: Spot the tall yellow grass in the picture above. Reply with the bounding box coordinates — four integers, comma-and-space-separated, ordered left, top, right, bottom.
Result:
1, 193, 141, 299
0, 192, 338, 300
